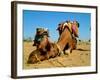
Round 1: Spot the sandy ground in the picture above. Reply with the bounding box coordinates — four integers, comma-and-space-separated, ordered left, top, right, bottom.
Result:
23, 41, 91, 69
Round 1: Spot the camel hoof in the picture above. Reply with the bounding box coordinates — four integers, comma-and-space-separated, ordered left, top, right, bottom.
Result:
60, 51, 64, 56
65, 50, 70, 55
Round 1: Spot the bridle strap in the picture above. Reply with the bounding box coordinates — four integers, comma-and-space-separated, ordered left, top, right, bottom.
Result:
63, 24, 74, 39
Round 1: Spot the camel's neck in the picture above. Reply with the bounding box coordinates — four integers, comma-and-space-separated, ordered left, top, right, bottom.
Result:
57, 28, 72, 51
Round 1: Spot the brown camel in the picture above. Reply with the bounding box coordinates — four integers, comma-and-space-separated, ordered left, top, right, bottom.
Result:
27, 28, 52, 63
57, 21, 79, 54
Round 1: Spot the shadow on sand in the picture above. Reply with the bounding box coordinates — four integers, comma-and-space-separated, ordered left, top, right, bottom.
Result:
76, 48, 90, 51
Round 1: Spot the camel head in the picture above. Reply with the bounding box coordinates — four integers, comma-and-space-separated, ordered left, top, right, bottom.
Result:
33, 28, 49, 46
33, 28, 51, 54
57, 21, 79, 38
57, 22, 66, 35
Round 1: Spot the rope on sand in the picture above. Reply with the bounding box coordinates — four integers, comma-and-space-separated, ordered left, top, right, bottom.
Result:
55, 59, 66, 67
34, 54, 41, 63
48, 60, 56, 66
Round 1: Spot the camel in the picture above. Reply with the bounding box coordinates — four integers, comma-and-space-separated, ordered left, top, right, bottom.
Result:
57, 21, 79, 54
27, 28, 52, 63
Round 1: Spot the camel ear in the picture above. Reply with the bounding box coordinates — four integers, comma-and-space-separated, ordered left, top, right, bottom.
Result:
57, 23, 61, 30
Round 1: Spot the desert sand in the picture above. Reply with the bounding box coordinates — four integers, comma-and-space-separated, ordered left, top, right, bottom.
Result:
23, 41, 90, 69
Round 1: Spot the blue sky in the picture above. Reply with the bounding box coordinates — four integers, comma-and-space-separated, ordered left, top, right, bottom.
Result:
23, 10, 91, 41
